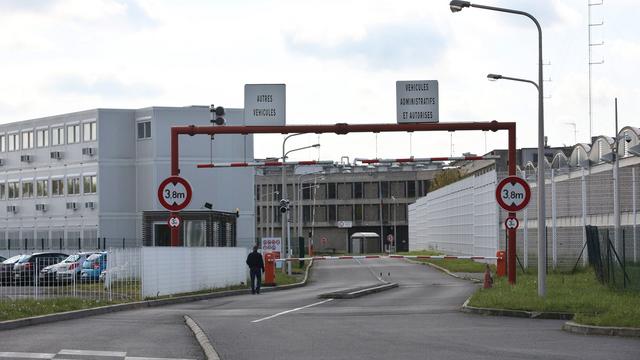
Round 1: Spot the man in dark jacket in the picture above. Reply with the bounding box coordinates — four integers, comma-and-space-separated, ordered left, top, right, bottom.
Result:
246, 245, 265, 294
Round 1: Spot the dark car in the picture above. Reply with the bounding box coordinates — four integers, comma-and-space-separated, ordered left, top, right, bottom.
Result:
13, 252, 68, 285
0, 255, 25, 285
0, 256, 5, 262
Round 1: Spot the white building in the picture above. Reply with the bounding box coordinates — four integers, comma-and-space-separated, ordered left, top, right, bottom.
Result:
0, 106, 255, 251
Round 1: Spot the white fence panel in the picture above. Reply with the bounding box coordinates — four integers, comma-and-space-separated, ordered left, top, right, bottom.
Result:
409, 170, 498, 257
141, 247, 248, 298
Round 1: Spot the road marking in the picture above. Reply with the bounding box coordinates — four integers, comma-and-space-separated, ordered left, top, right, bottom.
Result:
251, 299, 334, 323
0, 350, 194, 360
0, 352, 55, 359
59, 349, 127, 357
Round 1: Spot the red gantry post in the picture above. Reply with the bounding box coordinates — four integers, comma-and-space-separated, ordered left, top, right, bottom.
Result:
170, 121, 518, 283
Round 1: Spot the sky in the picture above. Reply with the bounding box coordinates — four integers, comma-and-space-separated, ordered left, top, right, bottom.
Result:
0, 0, 638, 163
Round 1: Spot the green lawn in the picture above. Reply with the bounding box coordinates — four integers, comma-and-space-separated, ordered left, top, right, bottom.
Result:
469, 268, 640, 328
0, 298, 120, 322
399, 250, 496, 273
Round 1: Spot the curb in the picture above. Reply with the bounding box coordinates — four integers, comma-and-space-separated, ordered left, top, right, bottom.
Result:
562, 321, 640, 338
184, 315, 221, 360
0, 261, 314, 331
404, 258, 482, 283
461, 296, 573, 320
318, 282, 399, 299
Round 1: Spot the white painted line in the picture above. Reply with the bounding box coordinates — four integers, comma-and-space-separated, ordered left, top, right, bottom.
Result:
251, 299, 334, 323
126, 357, 195, 360
58, 349, 127, 357
347, 284, 393, 296
0, 352, 55, 359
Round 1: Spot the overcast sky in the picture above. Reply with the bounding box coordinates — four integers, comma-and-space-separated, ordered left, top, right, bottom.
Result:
0, 0, 637, 163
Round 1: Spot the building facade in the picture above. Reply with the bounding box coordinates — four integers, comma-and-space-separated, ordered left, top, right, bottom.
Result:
255, 162, 442, 253
0, 106, 255, 251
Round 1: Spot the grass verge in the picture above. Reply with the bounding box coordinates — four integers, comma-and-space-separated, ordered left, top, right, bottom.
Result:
399, 250, 495, 273
469, 268, 640, 328
0, 298, 121, 322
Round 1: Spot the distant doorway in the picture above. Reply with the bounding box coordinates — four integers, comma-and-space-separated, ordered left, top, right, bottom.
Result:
153, 223, 171, 246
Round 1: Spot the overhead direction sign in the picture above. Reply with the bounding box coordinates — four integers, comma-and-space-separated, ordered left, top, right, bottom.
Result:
244, 84, 286, 126
396, 80, 439, 123
495, 176, 531, 212
157, 176, 193, 211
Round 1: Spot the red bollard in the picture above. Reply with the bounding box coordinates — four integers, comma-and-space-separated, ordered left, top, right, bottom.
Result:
263, 252, 276, 286
496, 250, 506, 278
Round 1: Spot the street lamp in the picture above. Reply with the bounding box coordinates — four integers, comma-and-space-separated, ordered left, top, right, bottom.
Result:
451, 1, 547, 296
391, 196, 398, 254
281, 135, 320, 275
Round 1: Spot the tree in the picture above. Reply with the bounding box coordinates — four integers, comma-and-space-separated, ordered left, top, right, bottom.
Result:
429, 169, 463, 191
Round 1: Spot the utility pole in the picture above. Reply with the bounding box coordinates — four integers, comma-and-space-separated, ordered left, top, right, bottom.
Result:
588, 0, 604, 141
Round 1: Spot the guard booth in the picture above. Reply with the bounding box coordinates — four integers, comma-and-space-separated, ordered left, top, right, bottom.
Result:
349, 232, 380, 254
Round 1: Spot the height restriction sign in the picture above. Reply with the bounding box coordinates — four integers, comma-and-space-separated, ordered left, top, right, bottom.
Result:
495, 176, 531, 212
158, 176, 193, 211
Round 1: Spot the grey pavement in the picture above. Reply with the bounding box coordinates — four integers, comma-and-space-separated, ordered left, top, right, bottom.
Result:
0, 258, 638, 360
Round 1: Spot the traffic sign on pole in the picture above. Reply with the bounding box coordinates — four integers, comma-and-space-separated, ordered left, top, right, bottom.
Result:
158, 176, 193, 211
504, 216, 519, 230
495, 176, 531, 212
168, 215, 182, 228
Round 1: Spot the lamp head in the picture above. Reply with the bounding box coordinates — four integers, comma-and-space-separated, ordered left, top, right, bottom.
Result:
487, 73, 503, 81
449, 0, 471, 12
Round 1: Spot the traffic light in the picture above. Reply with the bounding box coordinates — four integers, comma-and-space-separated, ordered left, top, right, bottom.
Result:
209, 104, 225, 125
279, 199, 290, 213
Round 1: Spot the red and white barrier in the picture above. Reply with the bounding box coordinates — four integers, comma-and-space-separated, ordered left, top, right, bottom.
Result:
354, 155, 500, 164
273, 254, 499, 262
197, 160, 334, 168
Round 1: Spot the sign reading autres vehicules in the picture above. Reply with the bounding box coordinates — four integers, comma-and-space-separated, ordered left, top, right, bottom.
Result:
396, 80, 439, 123
244, 84, 286, 126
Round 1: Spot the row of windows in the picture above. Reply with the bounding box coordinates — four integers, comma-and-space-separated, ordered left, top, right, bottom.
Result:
0, 122, 97, 152
0, 175, 97, 199
257, 203, 407, 224
256, 180, 430, 201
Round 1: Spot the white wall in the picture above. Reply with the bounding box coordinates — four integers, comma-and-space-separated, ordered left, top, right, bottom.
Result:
409, 170, 498, 257
141, 247, 248, 297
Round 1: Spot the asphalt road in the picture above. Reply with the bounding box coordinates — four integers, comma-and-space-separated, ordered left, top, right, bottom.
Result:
0, 258, 638, 360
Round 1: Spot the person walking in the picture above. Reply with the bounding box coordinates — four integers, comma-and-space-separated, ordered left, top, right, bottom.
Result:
246, 245, 265, 294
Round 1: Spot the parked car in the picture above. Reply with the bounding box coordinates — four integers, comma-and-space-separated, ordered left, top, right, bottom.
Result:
80, 252, 107, 282
13, 252, 68, 285
56, 252, 96, 283
38, 262, 66, 285
0, 255, 25, 285
0, 256, 5, 262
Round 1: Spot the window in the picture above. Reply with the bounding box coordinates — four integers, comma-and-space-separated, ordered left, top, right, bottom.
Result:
21, 181, 34, 198
328, 205, 337, 221
51, 127, 64, 146
36, 129, 49, 148
8, 133, 18, 151
0, 135, 4, 152
67, 124, 80, 144
83, 175, 97, 194
137, 121, 151, 139
0, 183, 5, 200
8, 182, 19, 199
36, 180, 48, 197
52, 179, 64, 196
67, 177, 80, 195
327, 183, 336, 199
21, 131, 34, 150
354, 182, 363, 198
407, 181, 416, 198
83, 122, 97, 142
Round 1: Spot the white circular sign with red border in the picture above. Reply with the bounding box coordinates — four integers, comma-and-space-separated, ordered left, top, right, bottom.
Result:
504, 216, 519, 230
168, 215, 182, 228
158, 176, 193, 211
495, 176, 531, 212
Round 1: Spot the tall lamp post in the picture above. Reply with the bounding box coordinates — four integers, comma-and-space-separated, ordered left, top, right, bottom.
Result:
450, 0, 546, 296
391, 196, 398, 254
281, 136, 320, 275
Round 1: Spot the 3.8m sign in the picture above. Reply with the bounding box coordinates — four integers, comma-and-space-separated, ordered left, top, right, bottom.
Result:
157, 176, 193, 211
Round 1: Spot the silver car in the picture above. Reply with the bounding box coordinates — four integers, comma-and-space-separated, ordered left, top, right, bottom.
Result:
56, 252, 96, 282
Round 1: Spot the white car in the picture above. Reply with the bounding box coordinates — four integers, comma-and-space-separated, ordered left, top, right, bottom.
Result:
56, 252, 96, 282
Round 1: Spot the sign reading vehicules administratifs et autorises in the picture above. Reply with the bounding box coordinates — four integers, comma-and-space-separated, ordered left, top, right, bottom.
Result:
244, 84, 286, 126
396, 80, 439, 123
